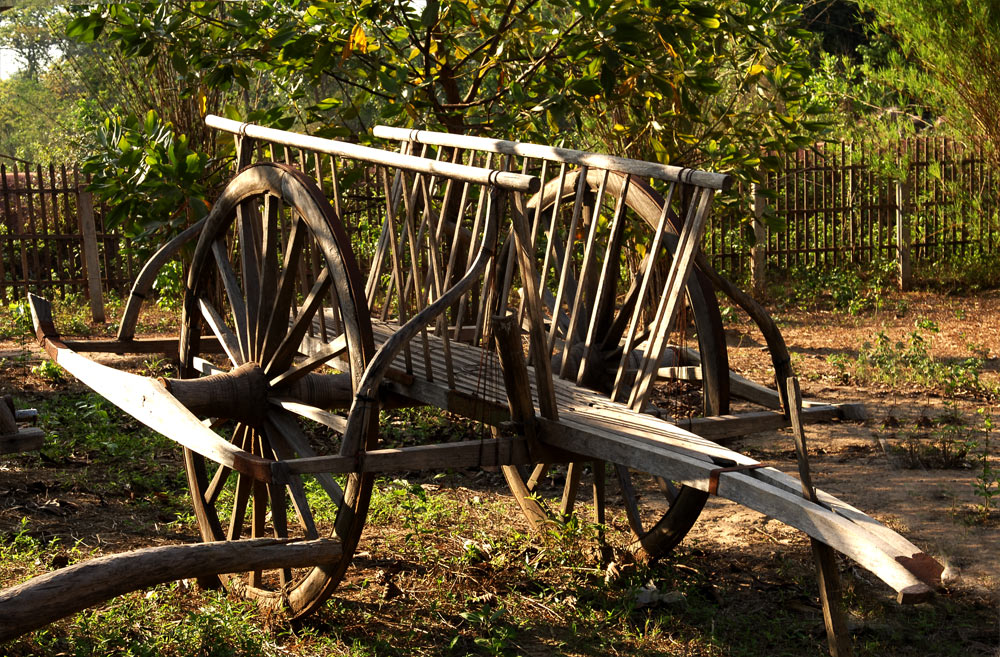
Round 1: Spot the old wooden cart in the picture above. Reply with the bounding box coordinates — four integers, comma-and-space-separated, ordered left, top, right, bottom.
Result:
15, 117, 941, 644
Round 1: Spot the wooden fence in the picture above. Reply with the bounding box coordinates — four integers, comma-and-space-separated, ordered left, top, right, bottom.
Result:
2, 138, 996, 324
0, 162, 137, 320
704, 137, 1000, 291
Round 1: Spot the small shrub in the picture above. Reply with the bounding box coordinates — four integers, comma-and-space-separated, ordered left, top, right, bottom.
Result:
31, 359, 65, 384
6, 301, 34, 338
772, 258, 900, 315
972, 409, 999, 519
828, 321, 991, 397
153, 260, 185, 310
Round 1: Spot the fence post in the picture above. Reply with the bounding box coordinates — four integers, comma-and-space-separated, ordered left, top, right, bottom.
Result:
750, 183, 767, 298
895, 177, 912, 291
77, 188, 106, 323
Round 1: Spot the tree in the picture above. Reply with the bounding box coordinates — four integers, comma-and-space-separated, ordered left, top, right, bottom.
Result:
63, 0, 828, 237
0, 0, 63, 80
856, 0, 1000, 153
0, 73, 85, 163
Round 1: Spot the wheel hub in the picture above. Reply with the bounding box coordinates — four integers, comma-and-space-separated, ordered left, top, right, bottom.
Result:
162, 362, 269, 427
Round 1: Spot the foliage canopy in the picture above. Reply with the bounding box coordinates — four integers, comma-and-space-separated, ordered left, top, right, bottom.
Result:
856, 0, 1000, 154
61, 0, 828, 236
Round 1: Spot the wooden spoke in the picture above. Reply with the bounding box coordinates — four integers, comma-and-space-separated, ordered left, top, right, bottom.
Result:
268, 399, 347, 434
204, 423, 247, 506
266, 411, 345, 507
600, 266, 645, 353
263, 424, 320, 540
657, 476, 681, 504
199, 298, 243, 367
253, 193, 281, 360
204, 463, 231, 508
266, 480, 292, 586
250, 477, 268, 587
285, 476, 320, 540
264, 268, 332, 376
228, 471, 253, 541
211, 239, 250, 359
260, 216, 306, 365
238, 200, 262, 344
525, 462, 549, 494
615, 463, 645, 538
267, 335, 348, 389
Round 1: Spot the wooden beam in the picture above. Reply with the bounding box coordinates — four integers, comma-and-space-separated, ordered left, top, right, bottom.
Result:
76, 189, 105, 323
788, 377, 854, 657
673, 405, 859, 441
63, 336, 224, 355
535, 414, 936, 601
373, 125, 733, 190
281, 436, 536, 476
0, 537, 341, 642
29, 294, 271, 482
206, 115, 539, 193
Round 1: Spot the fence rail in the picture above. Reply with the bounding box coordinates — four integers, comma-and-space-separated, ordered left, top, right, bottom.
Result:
0, 163, 137, 319
705, 137, 1000, 291
2, 137, 996, 323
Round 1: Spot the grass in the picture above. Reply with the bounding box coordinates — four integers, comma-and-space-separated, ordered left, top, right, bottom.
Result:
2, 420, 995, 657
1, 299, 997, 655
0, 289, 180, 342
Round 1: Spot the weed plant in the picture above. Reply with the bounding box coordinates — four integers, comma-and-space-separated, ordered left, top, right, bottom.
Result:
34, 392, 189, 506
888, 405, 979, 469
769, 258, 901, 315
827, 320, 991, 397
972, 409, 999, 519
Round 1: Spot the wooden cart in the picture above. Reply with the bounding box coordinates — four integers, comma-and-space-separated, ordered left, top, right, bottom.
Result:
16, 117, 941, 643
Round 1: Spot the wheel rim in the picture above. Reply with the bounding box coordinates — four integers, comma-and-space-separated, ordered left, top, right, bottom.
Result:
178, 163, 376, 619
502, 169, 729, 559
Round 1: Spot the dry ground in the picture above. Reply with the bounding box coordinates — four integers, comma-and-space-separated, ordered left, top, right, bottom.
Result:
1, 289, 999, 655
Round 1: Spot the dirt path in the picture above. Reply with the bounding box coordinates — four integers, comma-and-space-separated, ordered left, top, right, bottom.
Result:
714, 288, 1000, 597
1, 289, 998, 653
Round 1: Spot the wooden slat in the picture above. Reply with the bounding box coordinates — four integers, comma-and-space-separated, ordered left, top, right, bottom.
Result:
207, 115, 539, 193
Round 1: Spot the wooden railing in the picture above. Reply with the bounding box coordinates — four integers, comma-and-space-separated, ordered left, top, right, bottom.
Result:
0, 162, 137, 320
706, 138, 1000, 290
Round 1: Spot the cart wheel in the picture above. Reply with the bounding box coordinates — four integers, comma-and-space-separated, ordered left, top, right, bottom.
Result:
178, 163, 376, 620
502, 170, 728, 559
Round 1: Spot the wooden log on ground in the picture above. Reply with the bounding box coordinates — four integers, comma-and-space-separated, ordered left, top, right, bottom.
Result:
0, 427, 44, 455
0, 537, 341, 641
